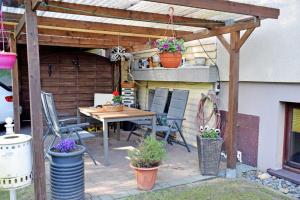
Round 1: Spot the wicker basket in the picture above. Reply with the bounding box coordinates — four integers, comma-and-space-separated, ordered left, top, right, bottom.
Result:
103, 105, 124, 112
121, 81, 135, 88
196, 135, 223, 176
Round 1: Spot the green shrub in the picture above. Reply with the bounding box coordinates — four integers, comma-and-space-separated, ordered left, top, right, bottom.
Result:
128, 137, 166, 168
200, 127, 220, 139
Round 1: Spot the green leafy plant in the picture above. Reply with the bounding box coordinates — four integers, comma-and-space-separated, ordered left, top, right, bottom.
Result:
112, 90, 122, 104
200, 126, 220, 139
128, 137, 166, 168
156, 37, 185, 53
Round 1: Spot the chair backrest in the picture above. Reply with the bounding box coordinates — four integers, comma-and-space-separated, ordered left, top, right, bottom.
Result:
150, 88, 169, 113
41, 91, 52, 126
167, 89, 189, 129
43, 92, 61, 134
94, 93, 113, 107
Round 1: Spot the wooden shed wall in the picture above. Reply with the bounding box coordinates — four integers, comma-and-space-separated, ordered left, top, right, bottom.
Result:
18, 46, 117, 121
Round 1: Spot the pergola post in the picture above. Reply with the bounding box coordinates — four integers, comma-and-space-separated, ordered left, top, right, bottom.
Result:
226, 31, 240, 178
9, 34, 21, 134
24, 0, 46, 199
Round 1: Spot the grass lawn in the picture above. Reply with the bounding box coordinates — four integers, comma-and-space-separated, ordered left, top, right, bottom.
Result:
0, 185, 34, 200
126, 179, 293, 200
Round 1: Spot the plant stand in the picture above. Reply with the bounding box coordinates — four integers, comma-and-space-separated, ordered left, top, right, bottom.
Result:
196, 135, 223, 176
48, 145, 86, 200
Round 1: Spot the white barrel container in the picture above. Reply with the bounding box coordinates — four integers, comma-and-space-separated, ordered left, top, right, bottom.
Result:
0, 134, 32, 189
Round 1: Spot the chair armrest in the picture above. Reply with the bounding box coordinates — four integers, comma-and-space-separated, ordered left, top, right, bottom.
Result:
57, 112, 70, 117
61, 123, 90, 132
166, 117, 186, 121
59, 117, 78, 123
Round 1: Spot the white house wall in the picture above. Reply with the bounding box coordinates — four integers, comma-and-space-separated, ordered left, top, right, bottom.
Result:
217, 1, 300, 170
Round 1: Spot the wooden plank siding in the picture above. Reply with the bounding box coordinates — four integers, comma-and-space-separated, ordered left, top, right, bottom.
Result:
136, 81, 214, 146
132, 39, 217, 66
18, 46, 116, 121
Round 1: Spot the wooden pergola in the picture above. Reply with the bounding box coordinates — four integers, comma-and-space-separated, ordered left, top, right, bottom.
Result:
3, 0, 279, 199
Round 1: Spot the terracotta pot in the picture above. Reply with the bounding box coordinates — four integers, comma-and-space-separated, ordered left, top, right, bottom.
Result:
130, 164, 159, 191
159, 52, 182, 68
0, 52, 17, 69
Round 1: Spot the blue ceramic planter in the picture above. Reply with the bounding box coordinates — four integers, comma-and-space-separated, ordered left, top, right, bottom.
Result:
48, 145, 86, 200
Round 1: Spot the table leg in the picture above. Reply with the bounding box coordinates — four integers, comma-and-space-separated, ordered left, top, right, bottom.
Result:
116, 122, 121, 141
151, 115, 157, 137
103, 120, 109, 165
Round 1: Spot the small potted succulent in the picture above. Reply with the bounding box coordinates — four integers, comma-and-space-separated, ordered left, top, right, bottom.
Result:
197, 126, 223, 176
128, 137, 166, 190
156, 37, 185, 68
48, 139, 86, 199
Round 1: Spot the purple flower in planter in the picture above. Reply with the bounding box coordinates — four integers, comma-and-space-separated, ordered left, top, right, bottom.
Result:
54, 138, 77, 153
176, 45, 181, 51
162, 43, 169, 49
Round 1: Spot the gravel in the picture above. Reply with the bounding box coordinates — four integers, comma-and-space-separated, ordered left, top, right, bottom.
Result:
242, 170, 300, 199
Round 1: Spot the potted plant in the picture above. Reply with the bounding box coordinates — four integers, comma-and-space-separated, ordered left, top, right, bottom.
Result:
103, 90, 124, 112
48, 139, 86, 199
128, 137, 166, 190
196, 126, 223, 176
156, 37, 185, 68
112, 90, 122, 105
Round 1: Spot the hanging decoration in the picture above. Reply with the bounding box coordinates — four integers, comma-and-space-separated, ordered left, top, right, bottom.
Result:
0, 4, 17, 70
155, 7, 185, 68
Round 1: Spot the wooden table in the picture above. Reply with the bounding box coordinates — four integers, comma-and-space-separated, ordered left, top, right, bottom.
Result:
78, 107, 156, 165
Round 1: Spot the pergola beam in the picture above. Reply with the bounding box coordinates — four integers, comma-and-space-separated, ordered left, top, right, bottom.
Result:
14, 14, 25, 39
32, 0, 41, 10
35, 1, 224, 29
181, 19, 260, 41
17, 34, 143, 49
4, 12, 191, 38
145, 0, 280, 19
9, 34, 21, 134
24, 0, 46, 199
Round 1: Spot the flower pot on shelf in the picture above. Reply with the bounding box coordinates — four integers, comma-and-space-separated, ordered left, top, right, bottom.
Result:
0, 52, 17, 70
159, 52, 182, 68
130, 164, 159, 190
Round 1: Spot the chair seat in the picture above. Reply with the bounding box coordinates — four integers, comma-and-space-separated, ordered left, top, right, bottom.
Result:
64, 130, 96, 140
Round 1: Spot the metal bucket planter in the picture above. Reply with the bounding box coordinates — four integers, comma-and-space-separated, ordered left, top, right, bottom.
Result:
196, 135, 223, 176
48, 145, 86, 200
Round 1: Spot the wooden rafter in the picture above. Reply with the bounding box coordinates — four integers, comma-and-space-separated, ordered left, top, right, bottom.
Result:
34, 1, 224, 29
4, 12, 192, 39
145, 0, 280, 19
181, 19, 260, 41
17, 34, 143, 49
217, 35, 230, 53
236, 28, 255, 51
32, 0, 41, 10
14, 14, 25, 39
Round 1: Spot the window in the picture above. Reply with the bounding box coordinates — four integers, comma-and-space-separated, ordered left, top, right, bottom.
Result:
284, 103, 300, 169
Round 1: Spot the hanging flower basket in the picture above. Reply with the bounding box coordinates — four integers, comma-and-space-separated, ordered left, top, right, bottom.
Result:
159, 51, 182, 68
156, 38, 185, 69
0, 52, 17, 69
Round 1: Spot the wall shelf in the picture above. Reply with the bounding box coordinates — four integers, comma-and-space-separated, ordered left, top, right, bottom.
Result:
132, 66, 218, 83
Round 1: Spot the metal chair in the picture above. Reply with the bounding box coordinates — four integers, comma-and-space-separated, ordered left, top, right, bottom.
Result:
41, 91, 97, 165
146, 89, 191, 152
127, 88, 169, 141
